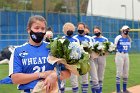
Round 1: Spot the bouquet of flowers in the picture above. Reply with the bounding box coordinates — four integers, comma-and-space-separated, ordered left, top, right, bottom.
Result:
80, 41, 92, 53
47, 38, 90, 75
92, 41, 116, 56
33, 38, 91, 93
103, 41, 116, 53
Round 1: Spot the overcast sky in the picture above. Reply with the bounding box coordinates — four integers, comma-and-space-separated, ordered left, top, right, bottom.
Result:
87, 0, 140, 21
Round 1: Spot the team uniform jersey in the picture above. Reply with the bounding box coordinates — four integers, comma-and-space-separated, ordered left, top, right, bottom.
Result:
85, 35, 94, 47
9, 41, 55, 90
114, 35, 131, 53
62, 36, 78, 42
92, 36, 108, 43
85, 35, 92, 41
73, 35, 91, 44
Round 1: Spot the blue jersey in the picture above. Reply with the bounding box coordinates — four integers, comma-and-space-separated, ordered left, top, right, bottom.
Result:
73, 35, 90, 43
62, 36, 78, 42
9, 41, 55, 90
92, 36, 108, 43
85, 35, 94, 47
114, 35, 131, 53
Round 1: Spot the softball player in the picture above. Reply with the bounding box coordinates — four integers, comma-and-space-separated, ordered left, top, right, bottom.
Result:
84, 25, 90, 35
83, 25, 100, 93
59, 22, 79, 93
114, 25, 131, 93
44, 27, 53, 42
9, 15, 70, 93
84, 25, 93, 46
92, 26, 108, 93
73, 22, 91, 93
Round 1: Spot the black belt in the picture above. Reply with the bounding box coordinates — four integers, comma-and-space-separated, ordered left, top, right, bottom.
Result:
23, 89, 32, 93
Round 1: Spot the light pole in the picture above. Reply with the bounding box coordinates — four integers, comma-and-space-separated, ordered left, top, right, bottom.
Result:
132, 0, 134, 28
77, 0, 81, 22
43, 0, 46, 19
121, 4, 127, 24
132, 0, 140, 28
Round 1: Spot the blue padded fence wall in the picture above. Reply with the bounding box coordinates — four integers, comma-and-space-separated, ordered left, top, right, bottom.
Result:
0, 11, 140, 53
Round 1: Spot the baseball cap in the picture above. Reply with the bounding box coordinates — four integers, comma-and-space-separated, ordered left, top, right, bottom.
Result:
121, 25, 130, 30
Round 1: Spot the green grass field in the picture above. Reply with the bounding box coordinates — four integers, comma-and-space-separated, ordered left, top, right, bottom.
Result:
0, 54, 140, 93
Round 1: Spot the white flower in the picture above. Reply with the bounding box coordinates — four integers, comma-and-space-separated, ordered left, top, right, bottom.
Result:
68, 42, 84, 60
97, 43, 105, 50
58, 38, 65, 43
108, 42, 116, 52
81, 41, 90, 48
92, 41, 100, 49
94, 41, 99, 45
70, 51, 79, 59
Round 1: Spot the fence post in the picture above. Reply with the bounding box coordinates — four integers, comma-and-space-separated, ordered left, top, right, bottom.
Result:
77, 0, 81, 22
43, 0, 46, 19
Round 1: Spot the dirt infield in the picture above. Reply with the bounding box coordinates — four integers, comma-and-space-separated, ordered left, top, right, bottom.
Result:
112, 85, 140, 93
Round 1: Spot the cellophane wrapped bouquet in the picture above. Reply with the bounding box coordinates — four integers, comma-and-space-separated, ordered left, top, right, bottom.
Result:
47, 38, 90, 75
80, 41, 92, 54
33, 38, 91, 93
92, 41, 116, 56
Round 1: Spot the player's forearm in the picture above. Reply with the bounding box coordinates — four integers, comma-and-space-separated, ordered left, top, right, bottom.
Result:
11, 73, 39, 84
11, 71, 52, 84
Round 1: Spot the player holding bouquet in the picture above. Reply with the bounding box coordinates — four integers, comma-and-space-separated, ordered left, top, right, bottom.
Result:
73, 22, 92, 93
47, 23, 91, 93
9, 15, 70, 93
91, 26, 113, 93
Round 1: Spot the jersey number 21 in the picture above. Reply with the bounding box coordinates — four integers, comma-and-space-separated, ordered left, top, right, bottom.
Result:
33, 66, 46, 73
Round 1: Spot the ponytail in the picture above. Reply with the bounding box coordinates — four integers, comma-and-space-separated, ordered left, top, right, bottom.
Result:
127, 35, 132, 42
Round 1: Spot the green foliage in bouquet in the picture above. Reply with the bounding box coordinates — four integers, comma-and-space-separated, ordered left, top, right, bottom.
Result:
103, 41, 116, 53
103, 42, 110, 51
48, 39, 64, 58
92, 41, 116, 56
92, 42, 103, 54
81, 41, 92, 54
77, 53, 90, 75
83, 46, 92, 54
47, 38, 90, 75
